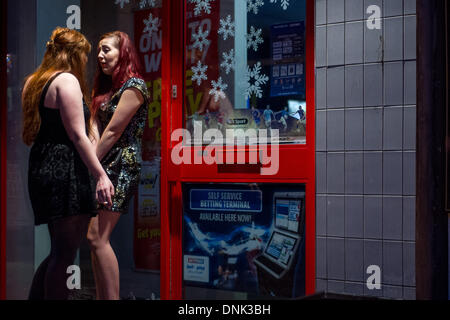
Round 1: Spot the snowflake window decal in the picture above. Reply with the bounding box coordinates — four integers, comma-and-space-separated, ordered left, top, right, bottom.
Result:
115, 0, 130, 9
220, 49, 235, 75
143, 13, 160, 36
192, 27, 210, 51
247, 0, 264, 15
218, 15, 235, 41
244, 62, 269, 99
246, 26, 264, 52
189, 0, 216, 16
209, 77, 228, 102
191, 61, 208, 86
270, 0, 290, 10
140, 0, 157, 9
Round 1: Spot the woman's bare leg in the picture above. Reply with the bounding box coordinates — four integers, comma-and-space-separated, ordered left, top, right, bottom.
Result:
87, 210, 121, 300
90, 251, 103, 300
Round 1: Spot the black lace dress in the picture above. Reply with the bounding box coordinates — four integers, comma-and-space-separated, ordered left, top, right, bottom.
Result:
96, 77, 149, 213
28, 73, 96, 225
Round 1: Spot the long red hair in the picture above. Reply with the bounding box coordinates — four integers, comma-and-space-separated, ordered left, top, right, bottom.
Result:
91, 31, 143, 117
22, 27, 91, 146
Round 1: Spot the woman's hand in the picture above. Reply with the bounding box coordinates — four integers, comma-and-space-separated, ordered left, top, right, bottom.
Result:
95, 173, 115, 209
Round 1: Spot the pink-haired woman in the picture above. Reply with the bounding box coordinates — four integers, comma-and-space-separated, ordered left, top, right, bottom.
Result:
87, 31, 150, 300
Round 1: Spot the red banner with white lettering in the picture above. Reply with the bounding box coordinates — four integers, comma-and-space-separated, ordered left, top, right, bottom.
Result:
133, 8, 162, 271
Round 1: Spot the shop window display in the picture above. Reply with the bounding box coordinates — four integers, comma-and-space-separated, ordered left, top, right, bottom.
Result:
184, 0, 307, 145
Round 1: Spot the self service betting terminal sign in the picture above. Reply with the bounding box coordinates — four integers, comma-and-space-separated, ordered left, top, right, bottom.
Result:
182, 183, 306, 298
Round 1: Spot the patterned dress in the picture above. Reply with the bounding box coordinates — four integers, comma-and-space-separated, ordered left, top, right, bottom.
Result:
97, 77, 150, 213
28, 72, 96, 225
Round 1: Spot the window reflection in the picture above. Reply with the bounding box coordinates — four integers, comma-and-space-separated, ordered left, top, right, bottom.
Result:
185, 0, 307, 145
5, 0, 163, 299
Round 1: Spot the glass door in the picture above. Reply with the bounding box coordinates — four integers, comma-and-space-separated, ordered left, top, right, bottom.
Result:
81, 0, 166, 300
4, 0, 169, 300
178, 0, 311, 300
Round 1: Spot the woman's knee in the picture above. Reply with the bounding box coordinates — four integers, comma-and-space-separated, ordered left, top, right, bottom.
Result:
86, 227, 109, 251
87, 211, 119, 251
87, 217, 99, 248
86, 227, 100, 249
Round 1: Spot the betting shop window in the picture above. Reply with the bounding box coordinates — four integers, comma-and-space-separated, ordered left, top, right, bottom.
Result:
184, 0, 307, 145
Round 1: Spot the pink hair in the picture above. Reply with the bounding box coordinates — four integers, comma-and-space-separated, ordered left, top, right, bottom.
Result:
91, 31, 143, 116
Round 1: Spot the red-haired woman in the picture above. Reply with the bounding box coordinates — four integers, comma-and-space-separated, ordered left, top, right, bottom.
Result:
87, 31, 149, 300
22, 27, 114, 300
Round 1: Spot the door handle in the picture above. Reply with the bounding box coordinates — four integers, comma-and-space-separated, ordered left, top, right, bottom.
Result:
172, 85, 178, 99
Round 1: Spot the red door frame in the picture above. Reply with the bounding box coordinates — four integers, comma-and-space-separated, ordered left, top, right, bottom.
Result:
160, 0, 315, 300
1, 0, 8, 301
160, 0, 185, 300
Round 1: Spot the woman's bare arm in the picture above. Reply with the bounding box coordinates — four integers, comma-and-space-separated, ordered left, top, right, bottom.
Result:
89, 116, 101, 149
55, 73, 114, 206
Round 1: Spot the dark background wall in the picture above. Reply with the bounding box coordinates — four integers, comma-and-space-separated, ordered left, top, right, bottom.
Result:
6, 0, 37, 300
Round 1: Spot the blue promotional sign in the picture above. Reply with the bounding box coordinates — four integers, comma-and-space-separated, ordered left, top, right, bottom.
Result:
189, 189, 262, 212
270, 21, 305, 97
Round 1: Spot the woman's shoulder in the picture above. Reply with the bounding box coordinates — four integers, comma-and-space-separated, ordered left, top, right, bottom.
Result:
23, 71, 75, 92
51, 73, 82, 98
52, 72, 80, 88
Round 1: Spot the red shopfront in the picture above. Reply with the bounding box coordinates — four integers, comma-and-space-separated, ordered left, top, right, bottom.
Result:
157, 0, 315, 300
0, 0, 315, 300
